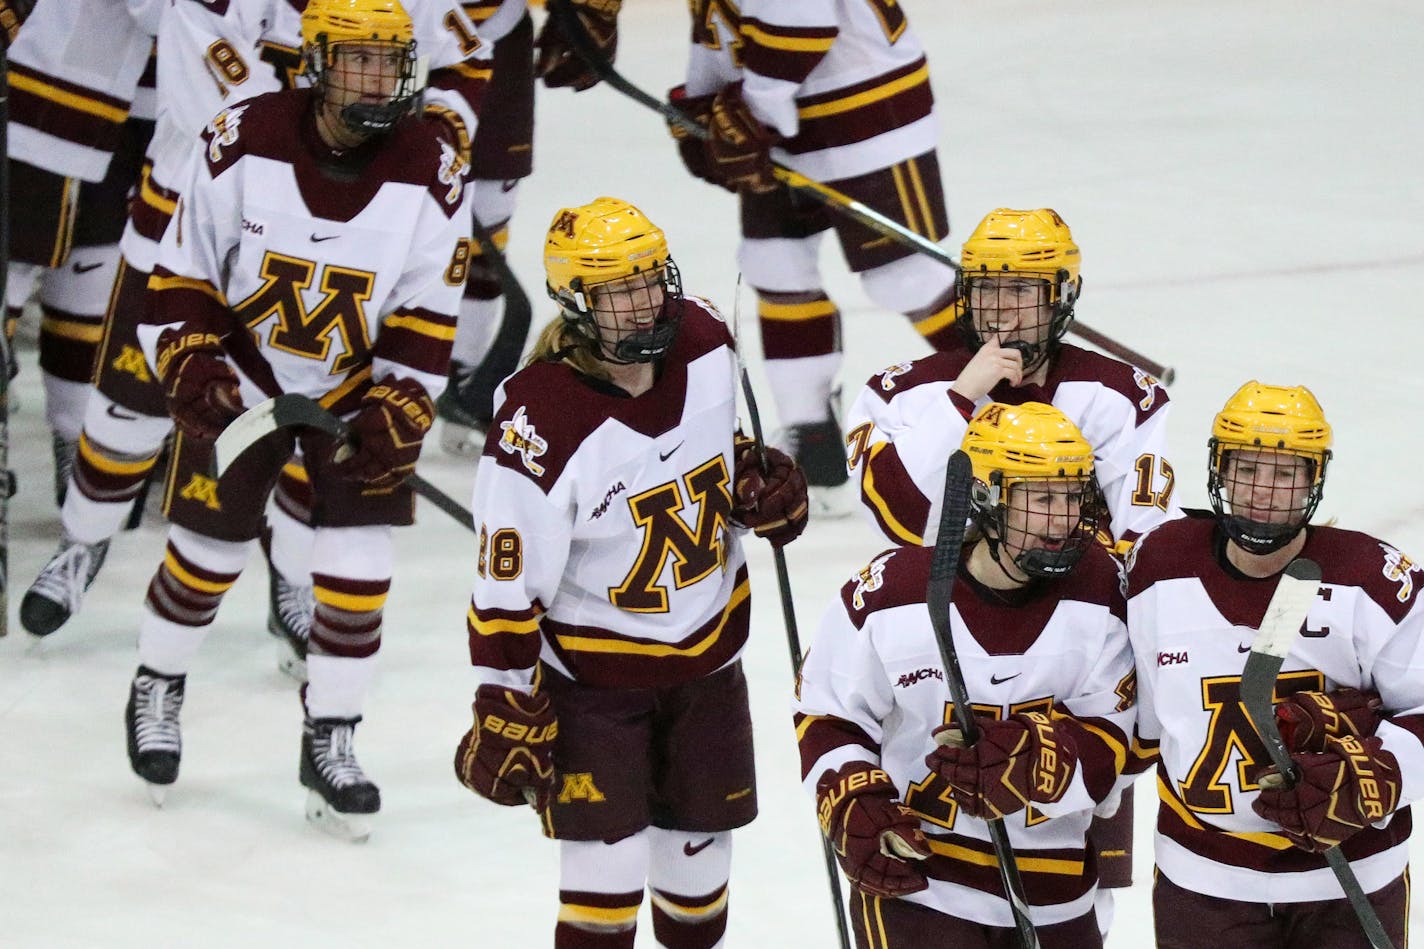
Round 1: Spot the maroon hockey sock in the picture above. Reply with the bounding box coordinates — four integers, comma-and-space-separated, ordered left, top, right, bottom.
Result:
649, 885, 728, 949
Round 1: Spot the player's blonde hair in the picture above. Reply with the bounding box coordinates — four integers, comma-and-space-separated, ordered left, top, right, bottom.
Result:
527, 315, 613, 383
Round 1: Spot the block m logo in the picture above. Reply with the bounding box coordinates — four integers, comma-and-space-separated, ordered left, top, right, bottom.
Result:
236, 251, 374, 374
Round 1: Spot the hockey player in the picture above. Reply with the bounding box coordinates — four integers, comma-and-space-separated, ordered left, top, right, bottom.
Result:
453, 197, 809, 947
1125, 381, 1423, 948
843, 207, 1175, 915
794, 402, 1135, 947
121, 0, 470, 841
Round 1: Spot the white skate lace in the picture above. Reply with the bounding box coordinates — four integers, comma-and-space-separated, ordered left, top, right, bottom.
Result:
132, 675, 183, 753
273, 577, 314, 642
313, 723, 369, 789
29, 538, 107, 613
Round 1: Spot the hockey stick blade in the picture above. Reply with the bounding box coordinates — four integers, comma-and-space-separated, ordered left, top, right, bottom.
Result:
1238, 558, 1393, 949
925, 450, 1040, 949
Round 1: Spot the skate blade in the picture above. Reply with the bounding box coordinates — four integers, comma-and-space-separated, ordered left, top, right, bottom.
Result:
808, 481, 857, 520
439, 420, 487, 457
145, 782, 169, 807
276, 642, 308, 683
304, 789, 373, 843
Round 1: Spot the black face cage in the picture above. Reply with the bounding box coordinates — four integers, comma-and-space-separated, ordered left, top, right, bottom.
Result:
1207, 440, 1329, 554
971, 472, 1104, 579
554, 257, 684, 364
956, 269, 1077, 373
308, 37, 421, 136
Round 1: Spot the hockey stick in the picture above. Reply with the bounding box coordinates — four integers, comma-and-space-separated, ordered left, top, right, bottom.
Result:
460, 217, 534, 420
728, 281, 851, 949
1239, 558, 1394, 949
543, 0, 1176, 385
213, 394, 475, 533
0, 41, 10, 637
926, 450, 1039, 948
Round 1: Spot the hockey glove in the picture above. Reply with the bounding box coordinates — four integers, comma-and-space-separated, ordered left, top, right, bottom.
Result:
155, 328, 242, 441
707, 85, 781, 195
455, 684, 558, 811
329, 377, 434, 489
730, 435, 809, 548
925, 712, 1078, 820
1253, 733, 1401, 852
535, 0, 619, 92
666, 85, 717, 186
1276, 687, 1384, 754
816, 762, 930, 898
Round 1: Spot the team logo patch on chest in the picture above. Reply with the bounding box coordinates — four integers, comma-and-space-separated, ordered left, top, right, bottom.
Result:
498, 406, 548, 477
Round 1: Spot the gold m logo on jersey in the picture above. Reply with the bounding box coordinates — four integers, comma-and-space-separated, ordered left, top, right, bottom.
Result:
235, 252, 374, 374
111, 344, 153, 382
609, 457, 734, 613
557, 772, 606, 804
178, 473, 222, 511
1380, 542, 1419, 603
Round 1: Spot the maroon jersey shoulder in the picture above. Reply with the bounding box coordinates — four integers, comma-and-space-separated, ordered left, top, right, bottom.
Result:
863, 349, 972, 405
1052, 343, 1170, 424
1125, 512, 1218, 596
840, 546, 933, 628
1057, 542, 1128, 621
1305, 525, 1422, 624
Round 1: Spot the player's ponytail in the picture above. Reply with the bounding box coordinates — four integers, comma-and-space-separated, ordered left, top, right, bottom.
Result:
526, 315, 612, 383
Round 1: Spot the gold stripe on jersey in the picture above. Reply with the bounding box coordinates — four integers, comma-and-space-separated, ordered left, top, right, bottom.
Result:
314, 584, 388, 613
8, 71, 128, 124
448, 61, 494, 82
384, 312, 458, 341
1156, 774, 1293, 851
139, 166, 179, 216
557, 902, 640, 926
554, 574, 750, 658
282, 461, 309, 482
861, 442, 923, 546
741, 21, 836, 54
41, 315, 104, 343
926, 838, 1086, 876
1075, 719, 1129, 775
164, 550, 239, 595
467, 605, 541, 637
149, 273, 227, 305
78, 434, 155, 476
798, 63, 930, 121
318, 365, 373, 412
795, 713, 829, 743
759, 298, 837, 322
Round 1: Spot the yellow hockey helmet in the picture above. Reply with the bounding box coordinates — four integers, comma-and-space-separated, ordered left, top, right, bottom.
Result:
1208, 381, 1332, 553
957, 209, 1082, 370
301, 0, 419, 136
544, 197, 683, 363
961, 402, 1101, 578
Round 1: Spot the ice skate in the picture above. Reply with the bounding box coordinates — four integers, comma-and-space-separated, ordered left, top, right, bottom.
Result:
300, 716, 380, 843
779, 417, 855, 519
436, 360, 492, 457
267, 570, 313, 682
20, 535, 111, 636
125, 667, 185, 805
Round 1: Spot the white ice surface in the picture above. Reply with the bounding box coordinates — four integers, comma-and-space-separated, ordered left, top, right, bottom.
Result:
2, 1, 1422, 946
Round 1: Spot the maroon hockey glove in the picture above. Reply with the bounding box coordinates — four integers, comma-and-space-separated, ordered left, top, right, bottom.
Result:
1252, 733, 1401, 852
535, 0, 619, 92
155, 328, 242, 441
707, 85, 780, 195
666, 85, 718, 186
455, 684, 558, 810
1276, 688, 1384, 754
329, 377, 434, 488
816, 762, 930, 898
731, 436, 809, 548
925, 712, 1078, 820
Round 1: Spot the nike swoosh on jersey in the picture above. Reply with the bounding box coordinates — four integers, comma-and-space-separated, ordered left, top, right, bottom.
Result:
309, 234, 339, 243
682, 837, 715, 857
72, 261, 104, 274
989, 672, 1021, 685
659, 441, 684, 462
1237, 644, 1253, 653
106, 404, 139, 421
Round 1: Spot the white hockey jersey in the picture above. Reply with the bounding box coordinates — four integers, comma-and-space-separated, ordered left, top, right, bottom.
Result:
1127, 514, 1424, 903
465, 299, 753, 692
794, 543, 1135, 927
136, 89, 469, 414
683, 0, 938, 183
845, 344, 1177, 551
